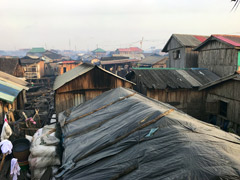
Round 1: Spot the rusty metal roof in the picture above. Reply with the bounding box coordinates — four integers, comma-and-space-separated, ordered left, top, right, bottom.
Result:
162, 34, 209, 52
195, 34, 240, 51
53, 63, 134, 90
126, 68, 220, 89
138, 56, 168, 65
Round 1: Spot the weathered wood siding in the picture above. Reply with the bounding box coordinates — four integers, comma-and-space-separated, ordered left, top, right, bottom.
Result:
204, 80, 240, 134
198, 40, 238, 77
55, 68, 133, 114
58, 63, 80, 75
168, 47, 198, 68
147, 89, 207, 120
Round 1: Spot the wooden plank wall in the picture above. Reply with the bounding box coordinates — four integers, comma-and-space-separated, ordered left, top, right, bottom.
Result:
147, 89, 207, 120
55, 68, 133, 114
205, 80, 240, 130
198, 41, 238, 77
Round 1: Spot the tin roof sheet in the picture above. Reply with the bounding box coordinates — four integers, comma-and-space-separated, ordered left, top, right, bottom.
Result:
126, 68, 220, 89
53, 63, 134, 90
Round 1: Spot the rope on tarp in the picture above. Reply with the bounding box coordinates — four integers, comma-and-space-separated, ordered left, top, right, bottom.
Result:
64, 93, 136, 125
73, 109, 174, 163
55, 108, 174, 178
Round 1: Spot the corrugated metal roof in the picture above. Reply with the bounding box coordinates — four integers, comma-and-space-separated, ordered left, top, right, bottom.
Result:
117, 47, 142, 52
194, 34, 240, 51
92, 48, 106, 53
53, 63, 95, 90
0, 80, 22, 103
53, 63, 135, 90
28, 47, 46, 53
0, 71, 29, 90
199, 73, 240, 90
139, 56, 168, 65
162, 34, 209, 52
126, 68, 220, 90
101, 59, 140, 65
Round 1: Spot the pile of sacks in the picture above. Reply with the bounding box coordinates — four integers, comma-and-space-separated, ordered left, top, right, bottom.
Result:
28, 124, 61, 179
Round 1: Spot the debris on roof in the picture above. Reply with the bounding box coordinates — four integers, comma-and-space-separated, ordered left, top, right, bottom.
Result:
57, 87, 240, 179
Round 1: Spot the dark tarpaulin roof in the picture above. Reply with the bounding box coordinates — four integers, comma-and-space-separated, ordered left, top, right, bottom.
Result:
126, 68, 220, 89
57, 87, 240, 180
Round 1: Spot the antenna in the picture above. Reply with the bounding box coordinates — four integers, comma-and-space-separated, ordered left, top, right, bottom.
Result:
140, 37, 144, 49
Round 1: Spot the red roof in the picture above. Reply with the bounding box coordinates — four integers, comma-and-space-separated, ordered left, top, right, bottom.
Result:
213, 35, 240, 47
117, 47, 142, 52
193, 35, 207, 43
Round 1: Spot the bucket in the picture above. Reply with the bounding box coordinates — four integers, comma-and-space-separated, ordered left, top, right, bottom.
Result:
18, 160, 29, 170
12, 138, 30, 162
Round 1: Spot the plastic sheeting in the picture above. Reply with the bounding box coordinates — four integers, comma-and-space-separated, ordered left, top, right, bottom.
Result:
58, 87, 240, 180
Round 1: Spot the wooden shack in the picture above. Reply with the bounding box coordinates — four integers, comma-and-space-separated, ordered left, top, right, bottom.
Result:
0, 71, 29, 122
0, 58, 24, 77
162, 34, 208, 68
138, 55, 168, 68
126, 68, 219, 120
199, 72, 240, 135
195, 34, 240, 77
58, 61, 81, 75
20, 56, 45, 79
53, 63, 134, 114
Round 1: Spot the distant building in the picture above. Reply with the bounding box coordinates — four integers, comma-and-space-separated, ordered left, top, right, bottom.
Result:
114, 47, 144, 60
92, 48, 106, 58
41, 50, 63, 62
0, 58, 24, 77
20, 56, 45, 79
27, 47, 46, 58
195, 34, 240, 77
53, 63, 134, 114
58, 61, 81, 75
126, 68, 219, 120
101, 58, 140, 77
162, 34, 208, 68
138, 54, 168, 68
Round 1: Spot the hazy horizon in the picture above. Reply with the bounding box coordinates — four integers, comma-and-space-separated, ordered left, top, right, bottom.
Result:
0, 0, 239, 51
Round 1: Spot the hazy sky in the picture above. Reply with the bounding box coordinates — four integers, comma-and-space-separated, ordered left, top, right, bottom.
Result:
0, 0, 239, 51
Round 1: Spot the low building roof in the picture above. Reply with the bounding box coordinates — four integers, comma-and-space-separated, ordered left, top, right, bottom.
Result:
53, 63, 134, 90
0, 71, 28, 89
20, 56, 43, 65
92, 48, 106, 53
0, 71, 29, 102
43, 50, 63, 60
117, 47, 143, 52
28, 47, 46, 53
194, 34, 240, 51
138, 55, 168, 65
199, 72, 240, 90
126, 68, 220, 89
162, 34, 209, 52
100, 59, 140, 65
0, 58, 21, 76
